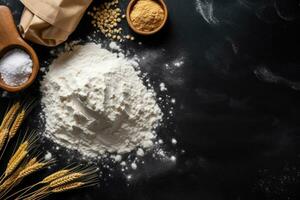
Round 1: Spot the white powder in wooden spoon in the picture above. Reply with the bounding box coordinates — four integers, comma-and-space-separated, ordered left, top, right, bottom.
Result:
0, 49, 32, 86
41, 43, 162, 158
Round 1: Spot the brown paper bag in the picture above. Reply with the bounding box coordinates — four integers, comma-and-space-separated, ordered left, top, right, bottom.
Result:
19, 0, 93, 46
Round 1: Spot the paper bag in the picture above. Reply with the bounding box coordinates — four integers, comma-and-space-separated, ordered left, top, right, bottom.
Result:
19, 0, 92, 46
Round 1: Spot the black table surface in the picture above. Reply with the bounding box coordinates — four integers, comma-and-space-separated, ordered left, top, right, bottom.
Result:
1, 0, 300, 200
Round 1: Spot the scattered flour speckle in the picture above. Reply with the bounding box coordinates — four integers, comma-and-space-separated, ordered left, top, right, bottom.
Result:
160, 82, 168, 91
136, 148, 145, 157
44, 151, 52, 160
171, 138, 177, 145
131, 163, 137, 170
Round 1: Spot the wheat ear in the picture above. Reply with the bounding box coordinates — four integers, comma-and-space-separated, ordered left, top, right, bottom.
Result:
49, 173, 84, 188
23, 172, 83, 198
26, 157, 38, 166
17, 159, 46, 180
5, 141, 29, 177
0, 102, 20, 129
41, 169, 70, 184
8, 110, 25, 140
7, 141, 29, 166
0, 165, 23, 194
5, 151, 27, 177
6, 141, 28, 166
0, 128, 8, 152
22, 182, 87, 200
51, 182, 85, 193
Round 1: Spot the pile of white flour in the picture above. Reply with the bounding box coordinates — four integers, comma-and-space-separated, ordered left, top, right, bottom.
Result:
41, 43, 162, 157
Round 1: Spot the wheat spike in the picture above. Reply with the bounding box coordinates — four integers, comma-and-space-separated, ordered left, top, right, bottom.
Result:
6, 141, 29, 174
17, 162, 46, 180
0, 178, 12, 192
5, 150, 27, 177
0, 128, 8, 152
0, 166, 23, 192
9, 110, 25, 140
7, 141, 29, 166
0, 102, 20, 129
41, 170, 70, 184
26, 157, 38, 167
49, 173, 83, 188
0, 175, 16, 192
51, 182, 84, 193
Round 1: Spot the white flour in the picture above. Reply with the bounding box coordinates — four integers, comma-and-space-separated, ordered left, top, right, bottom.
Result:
41, 43, 162, 158
0, 49, 32, 86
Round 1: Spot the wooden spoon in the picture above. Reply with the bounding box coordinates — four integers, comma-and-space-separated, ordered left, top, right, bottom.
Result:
126, 0, 168, 35
0, 5, 39, 93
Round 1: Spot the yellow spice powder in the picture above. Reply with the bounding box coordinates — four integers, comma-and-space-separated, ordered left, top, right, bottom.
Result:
130, 0, 165, 32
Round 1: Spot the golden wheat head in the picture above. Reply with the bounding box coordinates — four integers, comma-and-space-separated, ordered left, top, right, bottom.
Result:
51, 182, 84, 193
49, 173, 84, 188
41, 169, 70, 184
0, 128, 8, 152
0, 102, 20, 129
9, 110, 25, 140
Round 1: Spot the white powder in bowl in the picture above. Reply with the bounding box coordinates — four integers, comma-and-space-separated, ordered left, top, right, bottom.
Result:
0, 49, 32, 86
41, 43, 162, 158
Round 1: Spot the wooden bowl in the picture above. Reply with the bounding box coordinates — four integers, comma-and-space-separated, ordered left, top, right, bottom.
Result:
126, 0, 168, 35
0, 6, 39, 93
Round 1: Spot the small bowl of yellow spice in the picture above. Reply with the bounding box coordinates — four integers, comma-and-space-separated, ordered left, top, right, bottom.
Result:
126, 0, 168, 35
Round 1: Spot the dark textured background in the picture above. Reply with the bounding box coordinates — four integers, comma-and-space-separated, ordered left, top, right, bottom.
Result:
1, 0, 300, 199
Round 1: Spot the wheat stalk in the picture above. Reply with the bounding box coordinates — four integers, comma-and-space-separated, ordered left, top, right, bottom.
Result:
1, 102, 98, 200
0, 171, 20, 192
0, 177, 14, 192
7, 159, 48, 200
0, 102, 20, 129
52, 182, 85, 193
9, 110, 25, 140
41, 169, 70, 184
49, 173, 84, 188
0, 165, 23, 194
5, 140, 29, 176
7, 140, 29, 164
17, 158, 46, 180
5, 151, 27, 177
21, 172, 84, 199
0, 128, 8, 152
26, 157, 38, 166
24, 182, 85, 200
5, 142, 29, 177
